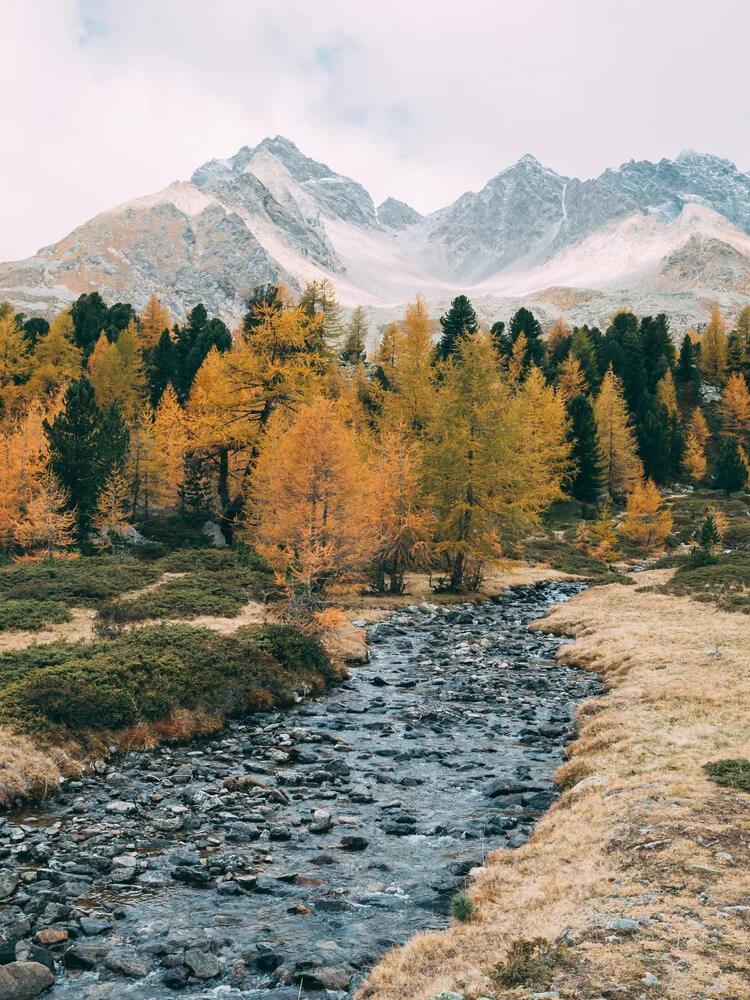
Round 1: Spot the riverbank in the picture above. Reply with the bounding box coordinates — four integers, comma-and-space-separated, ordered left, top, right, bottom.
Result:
361, 570, 750, 1000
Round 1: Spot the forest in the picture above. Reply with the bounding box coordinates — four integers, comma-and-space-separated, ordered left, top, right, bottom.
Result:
1, 282, 749, 606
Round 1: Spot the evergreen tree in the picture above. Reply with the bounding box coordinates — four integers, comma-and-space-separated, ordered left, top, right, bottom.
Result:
147, 328, 179, 406
489, 320, 507, 358
713, 436, 749, 495
509, 307, 545, 367
44, 378, 103, 539
70, 292, 135, 356
175, 305, 231, 398
677, 334, 696, 383
436, 295, 478, 362
565, 394, 601, 503
21, 316, 49, 349
340, 305, 369, 364
99, 401, 130, 480
639, 314, 675, 393
669, 410, 685, 479
242, 285, 283, 336
570, 328, 599, 391
638, 402, 672, 484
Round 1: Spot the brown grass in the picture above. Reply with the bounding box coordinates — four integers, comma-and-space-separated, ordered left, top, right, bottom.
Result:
360, 570, 750, 1000
0, 725, 76, 807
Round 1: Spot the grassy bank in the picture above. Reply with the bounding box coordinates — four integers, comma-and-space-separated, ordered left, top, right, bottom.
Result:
360, 572, 750, 1000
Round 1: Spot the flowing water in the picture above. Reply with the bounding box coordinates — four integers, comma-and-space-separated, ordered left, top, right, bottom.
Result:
0, 581, 599, 999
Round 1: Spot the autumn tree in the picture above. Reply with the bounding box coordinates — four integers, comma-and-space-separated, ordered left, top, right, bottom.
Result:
594, 366, 643, 496
682, 432, 707, 483
424, 336, 568, 591
379, 296, 436, 433
720, 372, 750, 444
25, 311, 83, 401
251, 398, 376, 599
93, 468, 133, 557
556, 354, 587, 404
0, 313, 31, 413
575, 502, 620, 561
655, 369, 678, 416
370, 425, 434, 594
700, 306, 728, 385
620, 479, 673, 553
300, 278, 342, 349
140, 293, 171, 349
737, 305, 750, 364
0, 401, 49, 547
15, 471, 76, 557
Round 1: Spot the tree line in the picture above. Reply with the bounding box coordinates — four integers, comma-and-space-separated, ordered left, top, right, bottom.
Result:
0, 283, 748, 595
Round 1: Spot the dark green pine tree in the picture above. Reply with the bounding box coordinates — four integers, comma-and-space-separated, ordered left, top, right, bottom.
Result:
677, 334, 696, 383
714, 436, 749, 495
98, 401, 130, 478
242, 284, 282, 337
668, 411, 685, 479
565, 394, 601, 503
436, 295, 478, 362
509, 307, 545, 367
44, 378, 103, 540
174, 305, 232, 398
639, 314, 675, 393
147, 329, 180, 406
21, 316, 49, 348
490, 320, 509, 357
638, 402, 671, 484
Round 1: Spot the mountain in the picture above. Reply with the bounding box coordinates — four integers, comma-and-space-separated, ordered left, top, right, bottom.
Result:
2, 137, 750, 331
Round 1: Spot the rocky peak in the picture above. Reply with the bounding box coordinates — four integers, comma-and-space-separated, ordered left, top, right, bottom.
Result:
377, 197, 423, 230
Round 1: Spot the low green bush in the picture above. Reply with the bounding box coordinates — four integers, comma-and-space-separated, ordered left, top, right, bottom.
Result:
522, 537, 611, 577
0, 599, 72, 632
450, 891, 475, 922
659, 551, 750, 613
491, 937, 566, 988
0, 624, 334, 739
704, 758, 750, 793
0, 558, 162, 606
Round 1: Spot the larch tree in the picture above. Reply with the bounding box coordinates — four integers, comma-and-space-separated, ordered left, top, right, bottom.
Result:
381, 296, 437, 433
594, 366, 643, 496
682, 432, 707, 483
15, 470, 76, 558
370, 424, 434, 594
251, 398, 376, 600
620, 479, 673, 554
0, 400, 49, 547
424, 337, 568, 591
26, 311, 83, 402
547, 318, 571, 356
737, 305, 750, 364
700, 306, 728, 386
556, 354, 587, 404
0, 313, 31, 413
93, 468, 133, 556
508, 333, 528, 385
691, 406, 710, 448
140, 293, 171, 349
299, 278, 342, 350
151, 385, 189, 507
720, 372, 750, 444
655, 369, 678, 416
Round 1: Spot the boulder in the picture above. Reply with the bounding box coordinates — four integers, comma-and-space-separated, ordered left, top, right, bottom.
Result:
202, 521, 227, 547
0, 961, 54, 1000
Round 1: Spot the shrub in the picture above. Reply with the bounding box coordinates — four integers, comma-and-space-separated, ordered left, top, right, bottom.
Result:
450, 891, 475, 922
660, 551, 750, 612
491, 937, 565, 988
0, 624, 334, 739
0, 557, 161, 606
0, 599, 72, 632
704, 759, 750, 793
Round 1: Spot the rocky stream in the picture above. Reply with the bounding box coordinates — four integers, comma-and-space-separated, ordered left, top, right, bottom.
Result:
0, 581, 600, 1000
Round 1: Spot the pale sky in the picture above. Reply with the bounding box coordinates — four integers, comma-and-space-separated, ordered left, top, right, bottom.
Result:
2, 0, 749, 261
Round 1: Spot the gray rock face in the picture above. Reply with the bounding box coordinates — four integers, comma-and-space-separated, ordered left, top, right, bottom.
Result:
377, 197, 423, 230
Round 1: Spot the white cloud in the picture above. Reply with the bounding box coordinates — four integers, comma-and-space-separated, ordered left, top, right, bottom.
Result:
1, 0, 749, 260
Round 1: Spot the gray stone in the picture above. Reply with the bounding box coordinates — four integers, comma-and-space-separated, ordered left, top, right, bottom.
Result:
202, 521, 227, 547
0, 873, 19, 900
184, 949, 220, 979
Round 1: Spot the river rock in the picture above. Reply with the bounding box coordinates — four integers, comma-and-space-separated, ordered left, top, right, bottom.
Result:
184, 949, 220, 978
0, 961, 54, 1000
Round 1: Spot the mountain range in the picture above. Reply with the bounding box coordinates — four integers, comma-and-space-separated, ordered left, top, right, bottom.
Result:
3, 136, 750, 332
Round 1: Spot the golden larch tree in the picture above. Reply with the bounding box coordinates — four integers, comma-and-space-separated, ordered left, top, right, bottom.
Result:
620, 479, 673, 553
547, 317, 570, 354
26, 311, 83, 402
93, 469, 133, 556
0, 400, 49, 547
140, 294, 171, 349
251, 398, 376, 599
370, 424, 434, 594
15, 470, 76, 557
594, 366, 643, 496
682, 433, 707, 483
0, 313, 31, 414
700, 306, 728, 386
380, 296, 436, 433
720, 372, 750, 444
655, 369, 678, 416
690, 406, 710, 448
556, 354, 587, 403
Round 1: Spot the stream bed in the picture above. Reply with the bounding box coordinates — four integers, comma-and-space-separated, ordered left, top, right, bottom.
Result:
0, 581, 599, 999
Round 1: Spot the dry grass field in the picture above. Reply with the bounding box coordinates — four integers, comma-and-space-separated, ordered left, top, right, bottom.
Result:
360, 570, 750, 1000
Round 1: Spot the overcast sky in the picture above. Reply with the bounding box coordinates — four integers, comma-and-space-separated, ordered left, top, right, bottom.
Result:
2, 0, 749, 260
